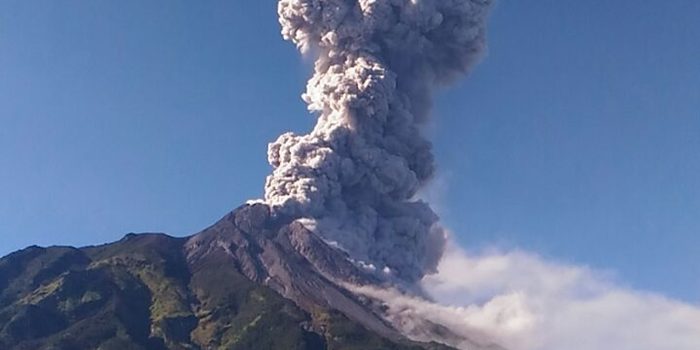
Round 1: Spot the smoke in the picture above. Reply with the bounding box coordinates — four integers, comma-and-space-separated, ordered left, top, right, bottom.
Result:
261, 2, 700, 349
267, 0, 492, 282
350, 241, 700, 350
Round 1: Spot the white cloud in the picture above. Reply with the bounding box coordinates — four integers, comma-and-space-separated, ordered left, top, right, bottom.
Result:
351, 241, 700, 350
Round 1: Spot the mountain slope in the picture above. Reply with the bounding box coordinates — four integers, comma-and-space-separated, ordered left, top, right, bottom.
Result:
0, 204, 454, 350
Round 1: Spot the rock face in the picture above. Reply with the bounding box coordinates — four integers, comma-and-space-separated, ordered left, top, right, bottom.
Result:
0, 204, 455, 350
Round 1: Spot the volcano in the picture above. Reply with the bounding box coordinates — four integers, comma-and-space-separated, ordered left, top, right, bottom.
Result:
0, 204, 502, 350
0, 0, 499, 348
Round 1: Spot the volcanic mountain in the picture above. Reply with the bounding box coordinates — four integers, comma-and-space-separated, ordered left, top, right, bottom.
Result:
0, 0, 499, 348
0, 204, 503, 350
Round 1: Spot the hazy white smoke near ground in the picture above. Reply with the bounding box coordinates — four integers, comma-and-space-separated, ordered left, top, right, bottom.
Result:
353, 240, 700, 350
267, 0, 492, 282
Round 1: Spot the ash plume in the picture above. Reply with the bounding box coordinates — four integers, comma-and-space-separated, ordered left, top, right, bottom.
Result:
266, 0, 492, 282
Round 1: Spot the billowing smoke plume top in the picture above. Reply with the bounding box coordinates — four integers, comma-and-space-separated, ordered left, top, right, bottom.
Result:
266, 0, 491, 282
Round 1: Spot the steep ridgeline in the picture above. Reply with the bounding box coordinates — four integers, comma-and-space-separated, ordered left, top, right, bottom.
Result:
0, 204, 467, 350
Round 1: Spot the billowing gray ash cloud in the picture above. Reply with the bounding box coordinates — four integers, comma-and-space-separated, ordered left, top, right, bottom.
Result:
265, 0, 492, 283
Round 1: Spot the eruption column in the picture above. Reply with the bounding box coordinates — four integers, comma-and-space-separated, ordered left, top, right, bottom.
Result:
266, 0, 491, 282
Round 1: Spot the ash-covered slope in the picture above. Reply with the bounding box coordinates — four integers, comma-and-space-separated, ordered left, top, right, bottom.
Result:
0, 204, 473, 350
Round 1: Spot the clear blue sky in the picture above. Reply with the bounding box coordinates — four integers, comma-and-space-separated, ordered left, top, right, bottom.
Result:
1, 1, 698, 301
